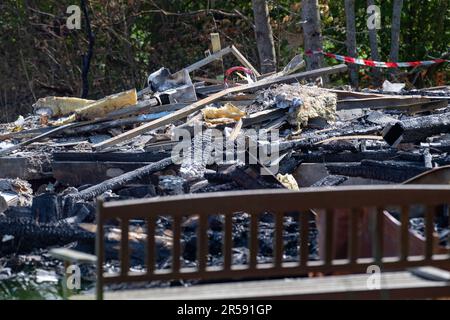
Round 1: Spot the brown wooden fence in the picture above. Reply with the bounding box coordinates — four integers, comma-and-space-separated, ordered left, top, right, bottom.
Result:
96, 185, 450, 299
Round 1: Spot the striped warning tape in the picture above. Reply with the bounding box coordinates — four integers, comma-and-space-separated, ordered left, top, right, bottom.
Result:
305, 49, 449, 68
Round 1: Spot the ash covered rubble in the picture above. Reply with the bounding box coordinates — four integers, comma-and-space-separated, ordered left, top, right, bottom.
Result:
0, 53, 449, 288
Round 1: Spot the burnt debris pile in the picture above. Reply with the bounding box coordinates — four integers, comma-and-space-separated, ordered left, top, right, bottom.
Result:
0, 48, 449, 285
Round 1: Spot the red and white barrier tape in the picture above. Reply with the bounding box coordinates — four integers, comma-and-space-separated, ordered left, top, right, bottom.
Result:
305, 49, 449, 68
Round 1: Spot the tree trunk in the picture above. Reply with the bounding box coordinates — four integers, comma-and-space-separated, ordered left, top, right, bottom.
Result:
80, 0, 94, 98
367, 0, 382, 86
390, 0, 403, 62
251, 0, 277, 74
301, 0, 324, 70
344, 0, 359, 88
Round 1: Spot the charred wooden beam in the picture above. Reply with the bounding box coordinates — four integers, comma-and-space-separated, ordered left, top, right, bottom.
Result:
297, 150, 424, 163
0, 217, 94, 253
382, 112, 450, 145
326, 160, 428, 183
53, 151, 169, 163
278, 154, 303, 174
0, 156, 51, 180
337, 97, 433, 110
31, 193, 61, 223
66, 157, 172, 202
194, 182, 242, 193
53, 161, 156, 186
278, 125, 382, 152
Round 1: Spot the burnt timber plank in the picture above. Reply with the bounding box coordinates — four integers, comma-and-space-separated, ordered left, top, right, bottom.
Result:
326, 160, 428, 183
0, 156, 50, 180
53, 151, 169, 163
298, 150, 424, 163
52, 161, 152, 186
93, 64, 348, 151
69, 157, 172, 201
337, 97, 433, 110
71, 271, 450, 300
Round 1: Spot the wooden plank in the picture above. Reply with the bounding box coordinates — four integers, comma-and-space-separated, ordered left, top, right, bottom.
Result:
53, 151, 169, 163
120, 219, 130, 276
146, 216, 156, 274
400, 206, 409, 261
223, 213, 233, 270
425, 206, 434, 260
337, 97, 433, 110
210, 33, 221, 53
242, 109, 285, 127
230, 45, 261, 77
106, 100, 186, 119
300, 211, 309, 267
274, 212, 284, 268
325, 209, 334, 266
330, 89, 450, 101
0, 126, 53, 141
52, 161, 152, 185
374, 207, 384, 263
73, 271, 450, 300
249, 212, 259, 269
94, 64, 348, 150
0, 156, 50, 180
185, 46, 232, 73
99, 185, 450, 218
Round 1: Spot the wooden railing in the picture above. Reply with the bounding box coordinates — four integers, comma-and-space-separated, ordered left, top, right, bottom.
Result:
96, 185, 450, 299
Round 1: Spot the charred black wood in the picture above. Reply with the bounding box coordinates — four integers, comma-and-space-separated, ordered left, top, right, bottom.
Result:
2, 206, 34, 220
53, 161, 156, 186
278, 154, 303, 174
0, 156, 52, 180
0, 217, 95, 253
66, 157, 172, 202
63, 202, 96, 224
31, 193, 61, 223
53, 151, 170, 163
194, 182, 242, 193
382, 122, 403, 146
300, 141, 358, 153
279, 125, 382, 152
311, 175, 348, 187
297, 150, 423, 163
382, 112, 450, 145
326, 160, 428, 183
